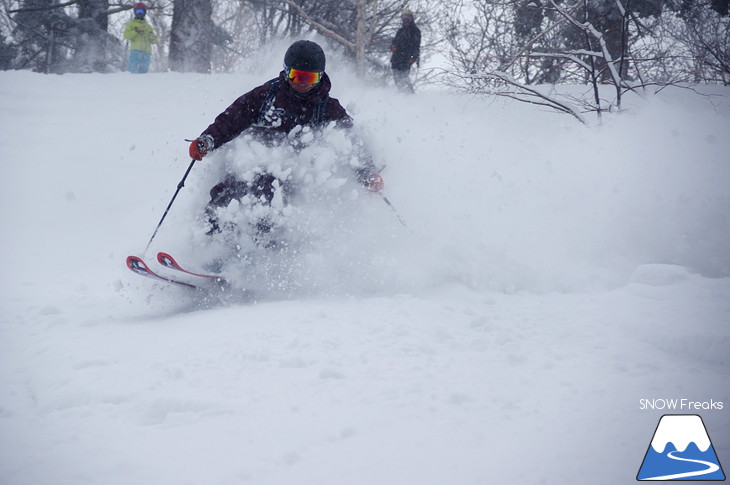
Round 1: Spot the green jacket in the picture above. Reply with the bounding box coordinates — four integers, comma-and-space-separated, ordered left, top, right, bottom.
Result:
124, 19, 157, 54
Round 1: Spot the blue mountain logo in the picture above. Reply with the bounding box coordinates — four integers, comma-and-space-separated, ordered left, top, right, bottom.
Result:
637, 414, 726, 481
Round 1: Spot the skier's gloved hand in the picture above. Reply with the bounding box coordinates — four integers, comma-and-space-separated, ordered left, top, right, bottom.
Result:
189, 135, 213, 161
365, 173, 384, 193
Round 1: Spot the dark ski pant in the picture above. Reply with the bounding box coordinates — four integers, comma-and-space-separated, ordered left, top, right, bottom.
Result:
205, 173, 290, 235
392, 67, 414, 93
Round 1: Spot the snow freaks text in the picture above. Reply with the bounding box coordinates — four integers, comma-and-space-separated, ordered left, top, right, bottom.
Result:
639, 399, 724, 411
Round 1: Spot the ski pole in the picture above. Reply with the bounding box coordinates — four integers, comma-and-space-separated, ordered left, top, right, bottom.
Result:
381, 195, 408, 228
143, 158, 196, 255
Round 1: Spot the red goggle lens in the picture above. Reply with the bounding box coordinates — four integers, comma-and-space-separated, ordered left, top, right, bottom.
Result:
287, 68, 321, 85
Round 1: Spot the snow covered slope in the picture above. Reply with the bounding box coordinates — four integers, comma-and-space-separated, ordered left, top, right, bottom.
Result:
1, 66, 729, 485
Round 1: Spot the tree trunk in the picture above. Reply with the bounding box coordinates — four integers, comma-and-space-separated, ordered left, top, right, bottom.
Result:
76, 0, 109, 72
78, 0, 108, 30
355, 0, 366, 75
170, 0, 213, 73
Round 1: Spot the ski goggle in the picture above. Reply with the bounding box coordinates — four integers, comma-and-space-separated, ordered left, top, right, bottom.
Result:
287, 68, 322, 86
134, 8, 146, 15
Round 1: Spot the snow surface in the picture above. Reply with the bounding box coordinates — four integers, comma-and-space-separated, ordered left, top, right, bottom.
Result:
1, 59, 729, 485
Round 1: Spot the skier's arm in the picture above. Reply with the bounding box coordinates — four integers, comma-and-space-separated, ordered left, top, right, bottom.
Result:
354, 156, 383, 192
188, 84, 271, 160
407, 28, 421, 66
319, 98, 381, 191
324, 98, 383, 192
348, 132, 383, 192
123, 21, 137, 41
202, 95, 259, 148
147, 23, 157, 45
201, 84, 272, 149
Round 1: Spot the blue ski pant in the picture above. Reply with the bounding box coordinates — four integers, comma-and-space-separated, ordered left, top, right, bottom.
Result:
126, 50, 151, 74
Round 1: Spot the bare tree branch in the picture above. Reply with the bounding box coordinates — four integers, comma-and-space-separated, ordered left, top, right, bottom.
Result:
452, 69, 587, 124
9, 1, 78, 14
280, 0, 355, 51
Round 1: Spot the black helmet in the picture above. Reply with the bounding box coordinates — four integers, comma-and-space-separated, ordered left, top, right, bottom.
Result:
284, 40, 326, 72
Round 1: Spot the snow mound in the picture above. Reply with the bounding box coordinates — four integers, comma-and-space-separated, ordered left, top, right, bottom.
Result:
629, 264, 693, 286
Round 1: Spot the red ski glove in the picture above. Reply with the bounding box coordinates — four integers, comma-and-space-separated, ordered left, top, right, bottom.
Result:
189, 136, 212, 161
365, 173, 384, 192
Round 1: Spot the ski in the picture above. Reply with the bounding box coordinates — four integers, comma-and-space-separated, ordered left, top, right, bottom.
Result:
126, 255, 199, 289
156, 252, 227, 284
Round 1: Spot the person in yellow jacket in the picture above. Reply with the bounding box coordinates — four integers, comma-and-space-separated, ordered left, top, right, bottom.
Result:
123, 2, 157, 73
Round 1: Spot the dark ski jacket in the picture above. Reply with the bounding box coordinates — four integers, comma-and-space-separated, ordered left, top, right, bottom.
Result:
201, 71, 352, 149
390, 22, 421, 70
199, 71, 377, 183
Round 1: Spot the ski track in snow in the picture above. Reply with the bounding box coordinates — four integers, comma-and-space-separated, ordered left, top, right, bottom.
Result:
1, 65, 729, 485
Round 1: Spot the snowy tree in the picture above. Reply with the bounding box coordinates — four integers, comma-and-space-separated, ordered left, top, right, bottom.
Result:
9, 0, 71, 72
281, 0, 391, 75
437, 0, 729, 121
169, 0, 213, 73
6, 0, 122, 72
70, 0, 124, 72
0, 30, 18, 68
670, 1, 730, 84
222, 0, 437, 78
78, 0, 107, 30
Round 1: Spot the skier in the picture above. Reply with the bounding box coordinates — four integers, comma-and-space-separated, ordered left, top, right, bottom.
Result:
188, 40, 384, 242
123, 2, 157, 74
389, 9, 421, 93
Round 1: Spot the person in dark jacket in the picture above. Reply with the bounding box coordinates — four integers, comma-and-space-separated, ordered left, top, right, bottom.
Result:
188, 40, 383, 239
390, 9, 421, 93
